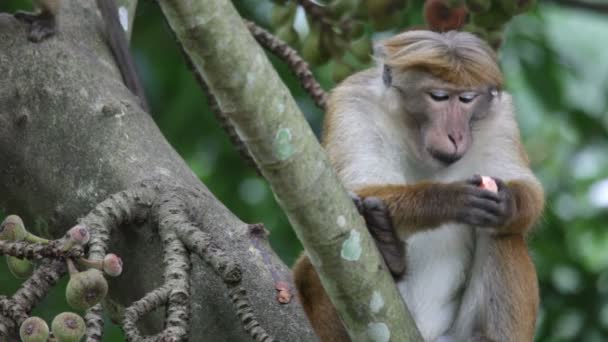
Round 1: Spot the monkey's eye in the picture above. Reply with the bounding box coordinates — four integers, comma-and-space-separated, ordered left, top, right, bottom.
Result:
459, 92, 478, 103
429, 90, 449, 101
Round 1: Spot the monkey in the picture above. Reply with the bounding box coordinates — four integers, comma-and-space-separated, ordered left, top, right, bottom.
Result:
11, 0, 149, 112
293, 30, 544, 342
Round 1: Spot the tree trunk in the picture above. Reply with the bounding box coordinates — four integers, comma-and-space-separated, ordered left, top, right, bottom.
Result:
0, 1, 315, 340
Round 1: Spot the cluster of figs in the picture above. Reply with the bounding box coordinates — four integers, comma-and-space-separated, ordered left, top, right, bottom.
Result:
0, 215, 123, 342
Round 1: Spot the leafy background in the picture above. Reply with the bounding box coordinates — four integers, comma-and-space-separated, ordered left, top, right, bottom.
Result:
1, 0, 607, 340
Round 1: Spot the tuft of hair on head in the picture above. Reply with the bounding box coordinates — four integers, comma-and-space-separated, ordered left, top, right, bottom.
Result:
379, 30, 504, 88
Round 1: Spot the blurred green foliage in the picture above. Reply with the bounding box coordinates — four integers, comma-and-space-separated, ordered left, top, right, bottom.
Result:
1, 0, 608, 341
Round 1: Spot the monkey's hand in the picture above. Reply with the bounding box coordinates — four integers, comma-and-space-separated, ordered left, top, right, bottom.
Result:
14, 11, 56, 42
350, 192, 406, 278
451, 175, 514, 228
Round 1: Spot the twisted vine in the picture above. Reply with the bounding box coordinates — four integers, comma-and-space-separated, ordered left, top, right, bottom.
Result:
246, 20, 328, 110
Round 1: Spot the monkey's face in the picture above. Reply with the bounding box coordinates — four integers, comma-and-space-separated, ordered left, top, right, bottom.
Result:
390, 70, 495, 169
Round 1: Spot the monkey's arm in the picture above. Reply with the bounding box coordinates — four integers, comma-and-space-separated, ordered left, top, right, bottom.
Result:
355, 178, 504, 237
493, 179, 544, 235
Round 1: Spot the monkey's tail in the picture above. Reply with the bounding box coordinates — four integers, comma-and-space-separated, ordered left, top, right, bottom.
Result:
95, 0, 150, 113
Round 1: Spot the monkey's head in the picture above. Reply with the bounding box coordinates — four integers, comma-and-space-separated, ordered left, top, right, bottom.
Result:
379, 30, 503, 169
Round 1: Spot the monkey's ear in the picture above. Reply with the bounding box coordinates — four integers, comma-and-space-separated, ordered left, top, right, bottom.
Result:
373, 43, 392, 87
383, 64, 392, 87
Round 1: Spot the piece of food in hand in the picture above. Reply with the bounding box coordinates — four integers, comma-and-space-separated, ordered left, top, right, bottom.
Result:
479, 176, 498, 193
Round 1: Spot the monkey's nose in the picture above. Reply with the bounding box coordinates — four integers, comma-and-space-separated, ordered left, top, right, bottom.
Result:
448, 132, 464, 151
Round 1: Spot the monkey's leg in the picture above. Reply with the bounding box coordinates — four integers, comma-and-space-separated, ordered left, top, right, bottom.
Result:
293, 255, 351, 342
452, 235, 538, 342
14, 0, 60, 42
483, 236, 538, 342
350, 192, 406, 278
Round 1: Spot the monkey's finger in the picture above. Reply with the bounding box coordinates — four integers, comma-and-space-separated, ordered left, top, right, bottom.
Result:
467, 186, 501, 202
457, 208, 500, 227
382, 252, 406, 279
377, 246, 406, 278
362, 197, 386, 211
361, 198, 392, 226
369, 226, 405, 277
468, 198, 502, 216
364, 211, 393, 233
466, 174, 483, 186
492, 179, 514, 209
368, 223, 397, 243
493, 177, 507, 192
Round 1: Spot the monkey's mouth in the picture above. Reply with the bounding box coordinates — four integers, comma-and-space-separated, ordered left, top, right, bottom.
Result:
428, 149, 463, 165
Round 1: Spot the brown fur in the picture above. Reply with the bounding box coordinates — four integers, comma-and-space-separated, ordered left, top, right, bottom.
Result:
381, 30, 504, 88
476, 235, 539, 341
293, 255, 350, 342
502, 180, 544, 235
